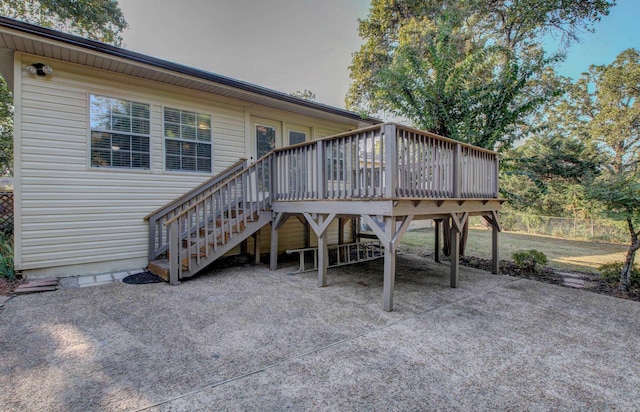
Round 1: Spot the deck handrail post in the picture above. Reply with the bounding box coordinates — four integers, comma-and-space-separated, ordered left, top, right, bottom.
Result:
168, 219, 180, 285
494, 153, 500, 197
383, 123, 398, 198
148, 219, 157, 261
453, 143, 461, 198
270, 153, 277, 201
316, 140, 326, 199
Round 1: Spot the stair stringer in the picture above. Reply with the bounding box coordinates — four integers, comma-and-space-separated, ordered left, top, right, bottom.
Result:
179, 211, 272, 280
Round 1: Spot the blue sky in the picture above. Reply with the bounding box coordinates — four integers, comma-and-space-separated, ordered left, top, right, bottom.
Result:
118, 0, 638, 109
548, 0, 640, 79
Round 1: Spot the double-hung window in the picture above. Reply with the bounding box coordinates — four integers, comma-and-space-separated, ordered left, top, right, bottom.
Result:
164, 108, 212, 173
90, 95, 150, 169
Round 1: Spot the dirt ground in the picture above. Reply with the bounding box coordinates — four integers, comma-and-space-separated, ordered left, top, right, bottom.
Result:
0, 276, 20, 296
452, 254, 640, 302
2, 254, 640, 411
1, 241, 637, 304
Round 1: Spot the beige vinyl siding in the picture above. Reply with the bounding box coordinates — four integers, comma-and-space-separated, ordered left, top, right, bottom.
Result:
314, 124, 355, 139
16, 54, 364, 276
17, 59, 246, 274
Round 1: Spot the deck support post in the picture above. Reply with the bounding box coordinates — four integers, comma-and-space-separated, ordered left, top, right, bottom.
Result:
270, 224, 278, 270
434, 219, 442, 263
303, 212, 336, 287
253, 231, 261, 265
317, 216, 328, 287
483, 211, 502, 274
449, 212, 469, 288
270, 213, 289, 270
492, 223, 499, 274
168, 220, 180, 285
383, 216, 396, 311
338, 217, 345, 262
361, 214, 414, 311
450, 226, 460, 288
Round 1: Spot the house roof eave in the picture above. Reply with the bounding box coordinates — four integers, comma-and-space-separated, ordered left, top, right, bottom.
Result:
0, 16, 381, 126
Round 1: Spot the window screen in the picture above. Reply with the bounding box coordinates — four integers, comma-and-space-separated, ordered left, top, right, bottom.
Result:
90, 95, 150, 169
164, 108, 212, 173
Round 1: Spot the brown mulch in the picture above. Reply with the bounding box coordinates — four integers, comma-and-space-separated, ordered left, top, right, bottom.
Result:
455, 254, 640, 302
0, 276, 24, 296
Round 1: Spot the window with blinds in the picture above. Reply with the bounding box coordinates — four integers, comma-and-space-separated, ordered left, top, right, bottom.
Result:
90, 95, 151, 169
164, 108, 212, 173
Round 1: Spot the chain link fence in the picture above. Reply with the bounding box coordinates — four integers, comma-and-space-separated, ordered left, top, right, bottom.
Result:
497, 212, 628, 244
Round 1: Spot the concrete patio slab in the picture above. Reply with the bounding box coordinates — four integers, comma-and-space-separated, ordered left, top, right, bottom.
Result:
0, 255, 639, 411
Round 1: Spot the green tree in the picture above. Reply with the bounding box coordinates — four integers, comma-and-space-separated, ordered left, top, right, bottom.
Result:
0, 78, 12, 177
346, 0, 613, 150
347, 0, 613, 255
501, 128, 601, 217
0, 0, 128, 176
565, 49, 639, 291
591, 175, 639, 291
0, 1, 127, 45
290, 89, 317, 101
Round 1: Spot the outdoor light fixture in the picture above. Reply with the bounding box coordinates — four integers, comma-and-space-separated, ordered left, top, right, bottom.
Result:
26, 63, 53, 76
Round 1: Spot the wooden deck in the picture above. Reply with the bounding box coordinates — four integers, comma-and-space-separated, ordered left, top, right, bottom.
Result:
147, 123, 503, 311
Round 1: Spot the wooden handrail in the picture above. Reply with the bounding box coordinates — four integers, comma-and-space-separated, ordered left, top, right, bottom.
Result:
164, 154, 273, 281
165, 154, 272, 225
144, 158, 246, 221
269, 122, 498, 156
146, 158, 247, 261
161, 123, 499, 229
393, 123, 498, 155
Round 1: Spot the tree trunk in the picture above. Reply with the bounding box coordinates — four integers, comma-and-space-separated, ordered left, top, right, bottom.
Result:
620, 218, 640, 292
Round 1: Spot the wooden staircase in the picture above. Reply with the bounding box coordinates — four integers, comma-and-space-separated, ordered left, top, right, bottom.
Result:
146, 155, 274, 283
149, 208, 270, 281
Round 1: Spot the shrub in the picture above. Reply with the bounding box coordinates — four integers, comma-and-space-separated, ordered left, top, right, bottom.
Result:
599, 262, 640, 288
0, 231, 14, 280
512, 249, 548, 273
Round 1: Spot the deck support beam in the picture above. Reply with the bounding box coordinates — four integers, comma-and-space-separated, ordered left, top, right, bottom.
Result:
303, 212, 336, 287
449, 212, 468, 288
483, 211, 502, 274
434, 219, 442, 263
270, 213, 289, 270
383, 216, 396, 312
168, 220, 180, 285
492, 224, 499, 274
361, 214, 414, 311
450, 226, 459, 288
253, 231, 261, 265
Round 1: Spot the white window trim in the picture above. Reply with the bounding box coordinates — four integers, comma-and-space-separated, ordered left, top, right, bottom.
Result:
162, 107, 213, 174
87, 92, 153, 172
286, 124, 311, 146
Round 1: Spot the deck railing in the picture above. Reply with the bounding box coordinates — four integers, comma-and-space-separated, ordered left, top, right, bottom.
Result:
144, 159, 246, 260
152, 122, 498, 281
164, 155, 272, 280
272, 123, 499, 201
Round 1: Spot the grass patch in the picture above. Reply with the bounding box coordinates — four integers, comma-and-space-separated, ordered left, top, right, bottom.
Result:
0, 231, 14, 279
399, 228, 627, 273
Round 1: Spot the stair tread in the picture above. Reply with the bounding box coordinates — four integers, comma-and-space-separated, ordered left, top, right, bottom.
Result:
150, 209, 269, 281
148, 259, 170, 282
